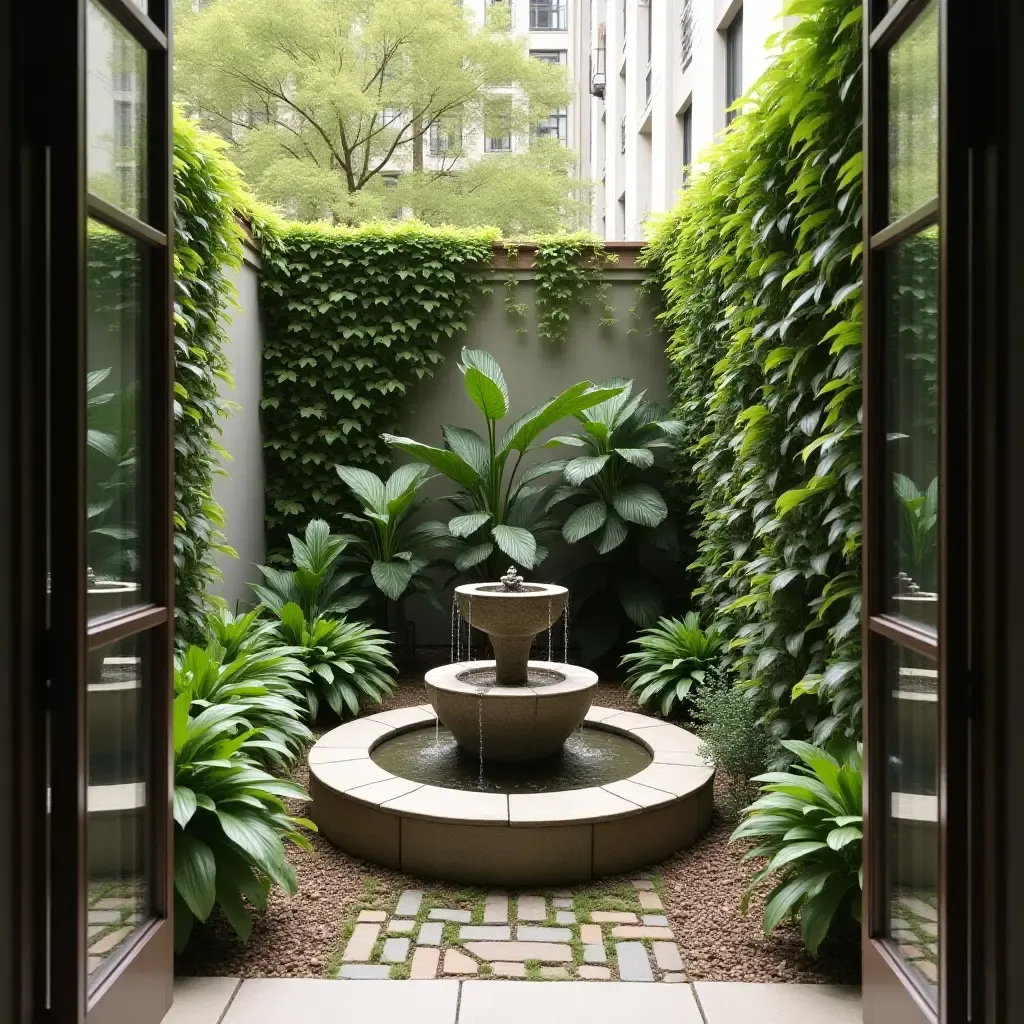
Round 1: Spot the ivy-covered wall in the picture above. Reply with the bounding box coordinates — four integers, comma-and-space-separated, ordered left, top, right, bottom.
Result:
173, 115, 245, 644
644, 0, 863, 746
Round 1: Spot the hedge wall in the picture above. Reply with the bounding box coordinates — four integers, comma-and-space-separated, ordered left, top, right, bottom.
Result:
645, 0, 864, 746
249, 217, 497, 561
173, 115, 245, 644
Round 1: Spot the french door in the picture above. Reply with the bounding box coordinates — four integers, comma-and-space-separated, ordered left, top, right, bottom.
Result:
13, 0, 176, 1020
861, 0, 994, 1021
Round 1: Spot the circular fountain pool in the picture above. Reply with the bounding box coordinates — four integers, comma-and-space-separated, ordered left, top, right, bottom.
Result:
309, 703, 715, 886
371, 725, 652, 793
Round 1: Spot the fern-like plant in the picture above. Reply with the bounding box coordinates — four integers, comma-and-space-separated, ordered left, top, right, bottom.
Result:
274, 603, 397, 719
172, 691, 315, 952
620, 612, 722, 718
732, 739, 862, 955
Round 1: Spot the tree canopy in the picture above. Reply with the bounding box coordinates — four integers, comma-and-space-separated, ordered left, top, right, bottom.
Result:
175, 0, 587, 233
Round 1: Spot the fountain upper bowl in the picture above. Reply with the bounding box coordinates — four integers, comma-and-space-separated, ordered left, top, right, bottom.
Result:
455, 581, 567, 638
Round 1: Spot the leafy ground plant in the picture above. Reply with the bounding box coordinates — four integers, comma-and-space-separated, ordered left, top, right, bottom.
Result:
732, 739, 862, 955
620, 612, 722, 718
172, 691, 315, 952
383, 348, 621, 573
274, 603, 397, 719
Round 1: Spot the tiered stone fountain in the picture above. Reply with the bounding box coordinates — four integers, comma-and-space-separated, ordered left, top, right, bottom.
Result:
309, 571, 714, 886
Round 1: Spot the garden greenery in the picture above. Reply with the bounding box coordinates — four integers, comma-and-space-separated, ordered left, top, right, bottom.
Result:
250, 216, 497, 561
644, 0, 864, 747
173, 114, 246, 644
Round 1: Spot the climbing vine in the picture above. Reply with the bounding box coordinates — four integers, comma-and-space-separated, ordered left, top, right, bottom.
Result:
172, 115, 245, 645
644, 0, 864, 747
249, 216, 497, 561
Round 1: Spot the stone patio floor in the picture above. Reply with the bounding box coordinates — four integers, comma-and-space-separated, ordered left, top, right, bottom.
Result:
165, 977, 862, 1024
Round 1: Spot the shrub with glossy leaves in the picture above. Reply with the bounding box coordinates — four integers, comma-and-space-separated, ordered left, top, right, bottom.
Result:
620, 612, 722, 718
732, 739, 862, 954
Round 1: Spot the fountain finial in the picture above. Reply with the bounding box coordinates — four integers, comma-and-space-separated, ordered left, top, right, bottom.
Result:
500, 565, 525, 592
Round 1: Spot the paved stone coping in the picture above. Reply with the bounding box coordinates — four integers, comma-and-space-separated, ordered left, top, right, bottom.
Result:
309, 704, 713, 827
425, 660, 596, 698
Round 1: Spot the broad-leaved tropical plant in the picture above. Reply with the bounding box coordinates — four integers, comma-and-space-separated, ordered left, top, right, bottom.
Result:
253, 518, 365, 620
274, 603, 397, 719
335, 463, 450, 607
893, 473, 938, 591
172, 691, 315, 952
382, 348, 623, 572
732, 739, 863, 955
620, 612, 722, 718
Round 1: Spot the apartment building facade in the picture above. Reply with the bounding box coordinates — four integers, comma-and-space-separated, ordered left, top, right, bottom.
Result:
587, 0, 788, 240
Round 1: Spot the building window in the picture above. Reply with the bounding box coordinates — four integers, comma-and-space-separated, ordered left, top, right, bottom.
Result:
680, 0, 693, 70
725, 9, 743, 126
681, 105, 692, 185
382, 173, 400, 188
114, 99, 134, 151
534, 108, 568, 145
488, 0, 512, 31
530, 0, 567, 31
484, 98, 513, 151
645, 0, 652, 65
530, 49, 567, 65
429, 122, 463, 156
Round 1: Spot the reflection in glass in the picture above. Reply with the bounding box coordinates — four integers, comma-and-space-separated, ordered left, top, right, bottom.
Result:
885, 228, 939, 630
87, 221, 145, 616
87, 0, 147, 217
887, 1, 938, 221
86, 633, 150, 986
886, 643, 939, 996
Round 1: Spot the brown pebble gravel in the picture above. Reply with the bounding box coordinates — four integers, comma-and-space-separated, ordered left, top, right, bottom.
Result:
176, 671, 858, 985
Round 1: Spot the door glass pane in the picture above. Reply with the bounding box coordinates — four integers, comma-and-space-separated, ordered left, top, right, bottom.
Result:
887, 0, 938, 220
886, 642, 939, 997
87, 0, 147, 218
885, 227, 939, 630
87, 631, 151, 987
87, 221, 146, 616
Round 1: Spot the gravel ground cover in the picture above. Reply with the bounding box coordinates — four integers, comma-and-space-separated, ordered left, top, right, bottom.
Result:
177, 677, 859, 985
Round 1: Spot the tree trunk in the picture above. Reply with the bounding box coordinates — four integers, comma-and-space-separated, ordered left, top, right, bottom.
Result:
412, 116, 423, 172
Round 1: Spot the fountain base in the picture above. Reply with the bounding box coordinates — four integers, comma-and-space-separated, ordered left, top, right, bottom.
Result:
424, 659, 598, 762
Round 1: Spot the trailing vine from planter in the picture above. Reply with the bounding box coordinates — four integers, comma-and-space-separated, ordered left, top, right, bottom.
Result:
644, 0, 864, 748
172, 115, 245, 645
248, 216, 497, 562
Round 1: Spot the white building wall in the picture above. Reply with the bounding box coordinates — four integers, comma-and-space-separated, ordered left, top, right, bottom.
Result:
586, 0, 787, 240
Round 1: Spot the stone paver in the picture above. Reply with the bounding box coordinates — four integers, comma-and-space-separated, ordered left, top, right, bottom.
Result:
464, 941, 573, 963
491, 962, 527, 977
342, 923, 380, 962
339, 965, 391, 979
555, 911, 576, 925
396, 890, 424, 917
429, 909, 472, 923
516, 926, 571, 943
460, 926, 511, 941
694, 982, 861, 1023
163, 977, 241, 1024
642, 915, 670, 927
515, 895, 546, 921
381, 938, 410, 963
442, 949, 478, 976
358, 910, 386, 923
417, 922, 443, 946
578, 965, 612, 980
388, 919, 416, 934
631, 879, 654, 891
590, 911, 637, 924
410, 947, 440, 979
616, 941, 654, 982
653, 941, 683, 972
87, 910, 122, 925
552, 898, 573, 909
551, 888, 574, 897
90, 927, 132, 955
663, 973, 687, 984
612, 925, 675, 940
580, 924, 602, 945
638, 891, 663, 911
484, 894, 509, 924
583, 945, 607, 964
540, 967, 570, 979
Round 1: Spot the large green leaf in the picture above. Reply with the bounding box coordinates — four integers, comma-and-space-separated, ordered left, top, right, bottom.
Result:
381, 435, 480, 488
442, 425, 491, 475
611, 484, 668, 527
174, 830, 217, 923
562, 501, 608, 543
595, 512, 628, 554
371, 559, 415, 600
173, 786, 198, 828
336, 466, 386, 512
564, 454, 610, 486
800, 875, 857, 954
499, 383, 625, 455
455, 542, 494, 571
460, 349, 509, 419
449, 511, 492, 538
491, 524, 537, 567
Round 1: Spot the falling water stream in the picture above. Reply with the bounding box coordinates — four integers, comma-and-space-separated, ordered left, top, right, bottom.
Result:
563, 604, 570, 663
477, 698, 485, 789
547, 598, 553, 662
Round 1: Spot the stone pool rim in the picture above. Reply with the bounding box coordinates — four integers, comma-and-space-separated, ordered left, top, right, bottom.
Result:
308, 703, 715, 885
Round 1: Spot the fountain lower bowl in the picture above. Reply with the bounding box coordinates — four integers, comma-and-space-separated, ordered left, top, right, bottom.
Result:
308, 704, 715, 886
424, 659, 598, 762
